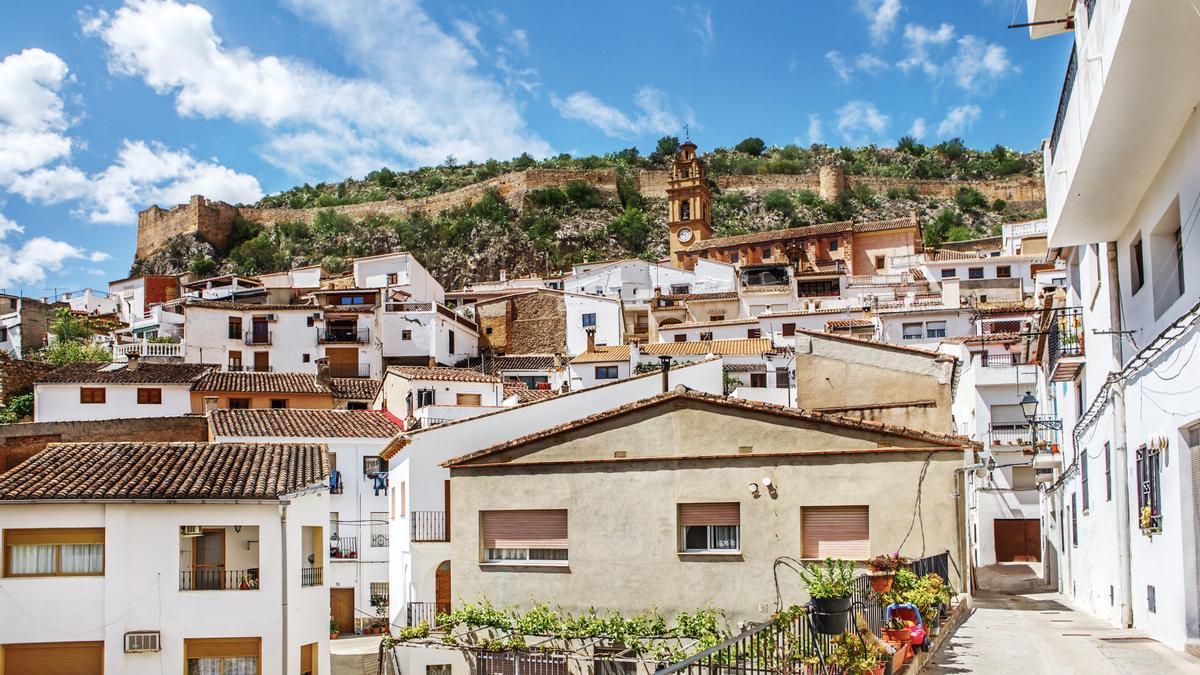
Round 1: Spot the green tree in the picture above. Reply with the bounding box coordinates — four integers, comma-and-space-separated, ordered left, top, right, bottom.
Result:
763, 190, 794, 216
934, 137, 966, 162
33, 340, 112, 367
734, 137, 766, 156
608, 207, 651, 253
924, 208, 963, 247
954, 187, 988, 212
896, 135, 925, 156
190, 254, 217, 278
650, 136, 681, 164
50, 307, 91, 342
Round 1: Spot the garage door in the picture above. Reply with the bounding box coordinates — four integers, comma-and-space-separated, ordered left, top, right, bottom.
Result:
3, 641, 103, 674
994, 518, 1041, 562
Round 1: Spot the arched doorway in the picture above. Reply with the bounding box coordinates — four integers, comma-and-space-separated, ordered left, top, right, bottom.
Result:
435, 560, 451, 617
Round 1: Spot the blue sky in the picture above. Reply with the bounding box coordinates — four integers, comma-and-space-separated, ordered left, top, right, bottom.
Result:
0, 0, 1071, 295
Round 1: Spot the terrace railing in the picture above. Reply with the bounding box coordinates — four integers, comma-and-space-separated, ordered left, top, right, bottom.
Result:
330, 536, 358, 560
406, 601, 444, 627
318, 328, 370, 344
411, 511, 449, 542
1050, 45, 1078, 161
301, 566, 323, 587
980, 353, 1019, 368
180, 568, 259, 591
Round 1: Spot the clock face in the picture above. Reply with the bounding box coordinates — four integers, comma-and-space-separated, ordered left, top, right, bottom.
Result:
678, 227, 693, 243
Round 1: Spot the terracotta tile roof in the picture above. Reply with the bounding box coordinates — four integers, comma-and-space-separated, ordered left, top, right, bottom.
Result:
722, 363, 767, 372
38, 362, 214, 385
642, 338, 774, 356
941, 332, 1022, 345
210, 409, 401, 438
569, 345, 631, 364
759, 307, 868, 319
330, 378, 382, 400
321, 304, 377, 313
462, 355, 559, 374
192, 371, 330, 394
825, 319, 875, 330
387, 366, 501, 383
0, 442, 329, 500
974, 301, 1033, 315
688, 221, 853, 252
186, 300, 317, 311
663, 317, 759, 330
851, 217, 918, 234
925, 249, 1042, 263
502, 382, 560, 403
443, 389, 978, 468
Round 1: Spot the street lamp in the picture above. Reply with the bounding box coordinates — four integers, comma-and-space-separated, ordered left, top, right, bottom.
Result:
1019, 390, 1039, 421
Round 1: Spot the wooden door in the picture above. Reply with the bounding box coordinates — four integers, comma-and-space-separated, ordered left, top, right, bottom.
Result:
300, 641, 317, 675
330, 588, 355, 635
435, 561, 451, 616
193, 528, 225, 589
3, 641, 103, 674
456, 393, 482, 406
443, 479, 451, 535
994, 519, 1041, 562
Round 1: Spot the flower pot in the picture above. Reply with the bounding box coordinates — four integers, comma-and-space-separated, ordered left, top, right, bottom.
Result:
867, 664, 886, 675
869, 573, 894, 593
882, 627, 911, 644
330, 632, 338, 640
810, 596, 852, 635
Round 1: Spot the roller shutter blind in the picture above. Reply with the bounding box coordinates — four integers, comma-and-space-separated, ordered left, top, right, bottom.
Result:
678, 503, 740, 526
801, 506, 869, 559
482, 510, 568, 549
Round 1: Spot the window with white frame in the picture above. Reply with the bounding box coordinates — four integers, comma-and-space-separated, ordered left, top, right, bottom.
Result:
481, 510, 568, 563
678, 503, 740, 553
925, 321, 947, 338
902, 323, 923, 340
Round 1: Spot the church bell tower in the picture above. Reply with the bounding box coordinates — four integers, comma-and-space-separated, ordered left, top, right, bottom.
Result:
666, 141, 713, 269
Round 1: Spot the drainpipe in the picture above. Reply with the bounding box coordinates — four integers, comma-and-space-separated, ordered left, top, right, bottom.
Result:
280, 499, 290, 674
1105, 242, 1133, 627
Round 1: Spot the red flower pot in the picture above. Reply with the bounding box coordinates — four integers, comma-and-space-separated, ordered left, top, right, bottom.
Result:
869, 573, 894, 593
883, 627, 911, 644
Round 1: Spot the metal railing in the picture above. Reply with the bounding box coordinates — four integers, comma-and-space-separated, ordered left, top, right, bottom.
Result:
1047, 306, 1085, 375
472, 651, 568, 675
371, 532, 389, 548
980, 353, 1019, 368
179, 568, 259, 591
301, 566, 323, 587
406, 601, 445, 627
989, 418, 1061, 450
329, 363, 371, 378
330, 536, 358, 559
114, 341, 183, 359
319, 328, 370, 344
1050, 45, 1078, 161
411, 511, 449, 542
244, 331, 272, 345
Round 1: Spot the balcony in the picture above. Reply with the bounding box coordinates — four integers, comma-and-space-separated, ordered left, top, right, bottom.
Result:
411, 511, 449, 543
330, 536, 357, 560
301, 566, 323, 587
406, 601, 447, 627
980, 353, 1020, 368
244, 331, 272, 346
988, 418, 1062, 454
113, 340, 183, 360
328, 363, 371, 378
370, 531, 389, 548
179, 568, 259, 591
318, 328, 370, 344
1046, 307, 1084, 382
226, 365, 273, 373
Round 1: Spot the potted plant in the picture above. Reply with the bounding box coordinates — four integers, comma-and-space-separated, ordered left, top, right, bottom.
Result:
866, 553, 908, 593
881, 617, 911, 645
330, 617, 339, 640
827, 631, 887, 675
798, 558, 856, 635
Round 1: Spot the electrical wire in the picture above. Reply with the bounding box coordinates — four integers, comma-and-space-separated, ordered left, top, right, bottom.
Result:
896, 452, 935, 557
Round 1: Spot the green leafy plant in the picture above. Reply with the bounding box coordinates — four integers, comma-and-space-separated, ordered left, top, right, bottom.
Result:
867, 553, 908, 574
734, 137, 767, 156
827, 631, 887, 674
31, 340, 112, 366
798, 558, 856, 598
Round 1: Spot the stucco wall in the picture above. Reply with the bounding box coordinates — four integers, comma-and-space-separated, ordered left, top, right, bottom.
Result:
35, 383, 194, 422
0, 416, 208, 472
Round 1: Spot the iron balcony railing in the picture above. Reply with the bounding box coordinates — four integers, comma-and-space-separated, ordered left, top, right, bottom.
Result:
328, 363, 371, 378
411, 511, 449, 542
988, 418, 1062, 452
179, 568, 259, 591
1050, 45, 1078, 161
472, 650, 567, 675
301, 566, 323, 587
371, 532, 389, 547
330, 536, 358, 559
1047, 306, 1085, 375
980, 353, 1019, 368
318, 327, 370, 344
406, 601, 447, 627
227, 365, 273, 373
244, 331, 272, 346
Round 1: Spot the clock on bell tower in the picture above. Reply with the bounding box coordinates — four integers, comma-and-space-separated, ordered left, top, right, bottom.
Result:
666, 141, 713, 269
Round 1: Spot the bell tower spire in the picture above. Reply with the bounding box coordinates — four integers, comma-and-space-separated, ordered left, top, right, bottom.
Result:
666, 140, 712, 269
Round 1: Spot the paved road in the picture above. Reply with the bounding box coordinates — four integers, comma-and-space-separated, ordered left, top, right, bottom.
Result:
925, 564, 1200, 674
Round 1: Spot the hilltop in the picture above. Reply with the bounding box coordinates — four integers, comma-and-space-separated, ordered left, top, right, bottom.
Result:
131, 137, 1045, 288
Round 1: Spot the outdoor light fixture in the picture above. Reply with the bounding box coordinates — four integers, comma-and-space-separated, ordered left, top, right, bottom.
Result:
1019, 391, 1039, 420
233, 525, 242, 534
986, 456, 997, 481
761, 477, 773, 488
748, 482, 760, 496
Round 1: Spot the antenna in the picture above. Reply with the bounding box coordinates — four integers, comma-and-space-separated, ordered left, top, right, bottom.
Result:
683, 124, 690, 141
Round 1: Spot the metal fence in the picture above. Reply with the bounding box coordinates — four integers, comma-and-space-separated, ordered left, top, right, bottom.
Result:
406, 601, 442, 627
179, 568, 258, 591
301, 566, 323, 587
411, 510, 449, 542
473, 650, 568, 675
330, 536, 358, 559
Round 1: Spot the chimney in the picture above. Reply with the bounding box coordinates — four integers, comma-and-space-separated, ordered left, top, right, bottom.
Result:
125, 351, 141, 371
499, 268, 508, 282
658, 355, 672, 393
585, 326, 596, 353
629, 342, 640, 370
314, 357, 331, 388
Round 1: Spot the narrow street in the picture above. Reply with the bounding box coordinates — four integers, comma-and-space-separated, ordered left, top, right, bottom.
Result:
925, 565, 1200, 674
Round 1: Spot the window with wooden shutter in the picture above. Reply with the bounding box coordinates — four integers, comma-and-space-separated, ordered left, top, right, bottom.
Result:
137, 387, 162, 404
80, 387, 105, 404
481, 509, 568, 563
3, 528, 105, 577
678, 503, 740, 553
801, 506, 869, 559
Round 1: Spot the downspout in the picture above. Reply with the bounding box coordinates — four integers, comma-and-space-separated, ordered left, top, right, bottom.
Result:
1106, 242, 1133, 627
280, 499, 290, 674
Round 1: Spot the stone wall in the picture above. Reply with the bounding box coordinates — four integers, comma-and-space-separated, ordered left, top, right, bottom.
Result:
0, 415, 209, 472
508, 291, 566, 354
136, 195, 241, 259
0, 357, 56, 403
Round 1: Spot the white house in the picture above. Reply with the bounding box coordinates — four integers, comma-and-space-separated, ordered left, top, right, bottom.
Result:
564, 258, 736, 303
33, 360, 212, 422
352, 252, 445, 304
564, 292, 623, 355
382, 357, 726, 628
61, 288, 119, 316
182, 301, 322, 374
0, 441, 330, 674
209, 408, 403, 635
376, 367, 504, 429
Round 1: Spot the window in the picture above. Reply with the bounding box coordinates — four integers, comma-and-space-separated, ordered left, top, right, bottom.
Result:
387, 272, 399, 285
680, 200, 690, 221
228, 317, 242, 340
709, 314, 725, 322
678, 503, 740, 553
400, 481, 406, 517
782, 323, 796, 337
270, 399, 288, 409
371, 512, 388, 547
137, 388, 162, 405
1081, 452, 1089, 512
347, 401, 368, 410
485, 327, 493, 335
228, 398, 250, 409
401, 329, 412, 341
306, 316, 314, 327
184, 637, 260, 675
3, 528, 104, 577
801, 506, 869, 559
941, 268, 956, 279
302, 353, 310, 363
1136, 445, 1162, 530
448, 331, 456, 354
996, 266, 1012, 278
371, 581, 390, 607
775, 367, 791, 389
699, 331, 713, 341
797, 279, 839, 297
902, 323, 923, 340
762, 247, 772, 259
925, 321, 947, 339
749, 373, 767, 388
674, 334, 687, 342
730, 253, 739, 263
747, 328, 762, 339
80, 387, 106, 404
829, 239, 839, 251
968, 267, 984, 280
427, 666, 452, 675
1070, 494, 1078, 547
228, 351, 242, 370
1132, 235, 1146, 293
416, 388, 435, 408
0, 326, 6, 342
581, 313, 597, 327
363, 456, 387, 475
874, 256, 885, 271
670, 284, 690, 295
1104, 442, 1112, 502
595, 365, 619, 380
481, 510, 568, 563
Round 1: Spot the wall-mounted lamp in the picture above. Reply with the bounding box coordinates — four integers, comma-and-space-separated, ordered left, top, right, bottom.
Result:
233, 525, 242, 534
748, 482, 760, 497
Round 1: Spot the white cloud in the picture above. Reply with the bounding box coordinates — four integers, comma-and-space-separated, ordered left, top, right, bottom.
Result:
677, 5, 715, 54
0, 212, 109, 288
856, 0, 902, 44
936, 104, 982, 137
946, 36, 1015, 92
551, 86, 682, 139
855, 53, 889, 75
0, 212, 23, 239
825, 51, 853, 83
84, 0, 550, 177
908, 118, 927, 140
806, 114, 823, 145
897, 22, 954, 76
452, 19, 483, 52
835, 100, 889, 145
0, 49, 74, 179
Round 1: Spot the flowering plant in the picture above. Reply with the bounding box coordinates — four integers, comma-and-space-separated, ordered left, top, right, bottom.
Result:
867, 552, 908, 574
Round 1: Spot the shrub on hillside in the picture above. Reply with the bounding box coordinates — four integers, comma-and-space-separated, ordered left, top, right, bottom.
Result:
734, 137, 767, 156
955, 187, 989, 212
763, 190, 794, 216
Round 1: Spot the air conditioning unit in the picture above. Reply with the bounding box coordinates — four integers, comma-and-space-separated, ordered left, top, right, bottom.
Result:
180, 525, 203, 538
264, 313, 277, 322
125, 631, 161, 653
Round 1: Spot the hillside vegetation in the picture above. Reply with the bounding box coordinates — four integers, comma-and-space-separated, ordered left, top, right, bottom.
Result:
133, 137, 1044, 288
